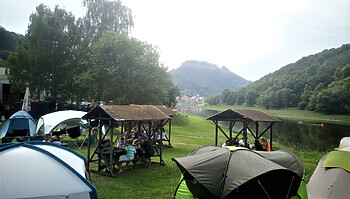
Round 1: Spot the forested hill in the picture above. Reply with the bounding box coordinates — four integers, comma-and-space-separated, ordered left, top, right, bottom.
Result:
209, 44, 350, 115
0, 27, 24, 60
169, 60, 251, 97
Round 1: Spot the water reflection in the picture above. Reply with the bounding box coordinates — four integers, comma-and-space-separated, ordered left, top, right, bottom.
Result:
177, 105, 350, 151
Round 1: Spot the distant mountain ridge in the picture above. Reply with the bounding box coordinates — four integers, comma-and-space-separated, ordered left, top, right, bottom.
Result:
169, 60, 251, 97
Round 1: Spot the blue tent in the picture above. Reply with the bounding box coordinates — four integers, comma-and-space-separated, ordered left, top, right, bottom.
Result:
0, 111, 36, 138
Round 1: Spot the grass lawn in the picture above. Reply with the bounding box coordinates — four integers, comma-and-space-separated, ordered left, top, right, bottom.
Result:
58, 112, 326, 199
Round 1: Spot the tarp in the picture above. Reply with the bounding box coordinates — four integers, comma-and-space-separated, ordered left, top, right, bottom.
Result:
36, 110, 87, 135
0, 141, 98, 199
0, 111, 36, 138
172, 146, 303, 199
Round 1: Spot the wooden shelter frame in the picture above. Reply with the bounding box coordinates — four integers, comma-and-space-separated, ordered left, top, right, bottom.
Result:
82, 105, 172, 177
207, 109, 281, 150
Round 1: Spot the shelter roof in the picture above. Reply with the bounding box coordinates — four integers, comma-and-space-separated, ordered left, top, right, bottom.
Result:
155, 105, 175, 117
82, 105, 171, 122
206, 109, 281, 122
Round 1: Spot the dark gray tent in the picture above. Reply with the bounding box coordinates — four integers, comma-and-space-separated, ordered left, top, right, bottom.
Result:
172, 146, 304, 199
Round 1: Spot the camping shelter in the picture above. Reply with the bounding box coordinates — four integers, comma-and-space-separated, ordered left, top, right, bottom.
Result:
36, 110, 87, 135
82, 105, 171, 177
172, 146, 304, 199
35, 110, 91, 148
0, 110, 36, 139
207, 109, 280, 149
0, 141, 98, 199
307, 137, 350, 199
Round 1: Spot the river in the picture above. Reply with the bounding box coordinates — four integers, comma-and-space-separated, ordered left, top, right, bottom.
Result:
177, 104, 350, 151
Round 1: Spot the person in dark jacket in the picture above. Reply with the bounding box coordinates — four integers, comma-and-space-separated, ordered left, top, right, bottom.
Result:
141, 136, 154, 167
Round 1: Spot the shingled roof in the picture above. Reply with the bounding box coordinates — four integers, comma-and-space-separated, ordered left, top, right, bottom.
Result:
82, 105, 171, 122
207, 109, 280, 122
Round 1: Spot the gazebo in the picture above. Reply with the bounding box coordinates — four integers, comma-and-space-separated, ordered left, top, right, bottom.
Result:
82, 105, 172, 176
206, 109, 281, 150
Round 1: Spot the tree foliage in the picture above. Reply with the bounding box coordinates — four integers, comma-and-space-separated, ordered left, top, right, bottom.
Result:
0, 27, 24, 60
82, 0, 133, 42
206, 44, 350, 114
7, 4, 83, 102
79, 31, 179, 106
5, 3, 178, 108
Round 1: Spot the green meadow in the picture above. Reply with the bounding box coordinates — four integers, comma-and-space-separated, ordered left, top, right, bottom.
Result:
62, 112, 325, 199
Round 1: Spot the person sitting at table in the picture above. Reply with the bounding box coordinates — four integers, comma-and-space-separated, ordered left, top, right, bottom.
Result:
253, 139, 266, 151
232, 137, 240, 147
239, 136, 251, 149
261, 138, 271, 151
117, 140, 136, 173
141, 136, 154, 167
141, 129, 147, 137
125, 130, 133, 140
117, 137, 126, 148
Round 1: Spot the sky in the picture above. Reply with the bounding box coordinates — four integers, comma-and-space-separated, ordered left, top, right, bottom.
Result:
1, 0, 349, 81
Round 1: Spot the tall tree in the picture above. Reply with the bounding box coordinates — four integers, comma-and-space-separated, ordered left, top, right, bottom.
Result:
7, 4, 82, 102
80, 31, 179, 106
83, 0, 134, 42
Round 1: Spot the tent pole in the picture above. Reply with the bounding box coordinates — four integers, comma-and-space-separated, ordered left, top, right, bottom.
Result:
257, 179, 272, 199
285, 176, 295, 199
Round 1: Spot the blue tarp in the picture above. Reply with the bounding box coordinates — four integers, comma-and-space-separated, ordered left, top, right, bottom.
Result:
0, 111, 36, 138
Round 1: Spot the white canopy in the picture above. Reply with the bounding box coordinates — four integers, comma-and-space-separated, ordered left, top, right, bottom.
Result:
0, 142, 98, 199
36, 110, 87, 135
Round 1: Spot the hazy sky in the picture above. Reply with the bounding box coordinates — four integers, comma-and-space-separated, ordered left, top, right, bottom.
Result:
1, 0, 349, 81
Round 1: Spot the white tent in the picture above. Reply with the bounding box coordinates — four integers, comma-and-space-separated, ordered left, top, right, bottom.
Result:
339, 137, 350, 152
0, 141, 98, 199
36, 110, 87, 135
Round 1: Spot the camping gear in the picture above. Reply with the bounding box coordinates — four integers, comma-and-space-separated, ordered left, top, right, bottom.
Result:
0, 110, 36, 138
0, 141, 98, 199
172, 146, 304, 199
307, 137, 350, 199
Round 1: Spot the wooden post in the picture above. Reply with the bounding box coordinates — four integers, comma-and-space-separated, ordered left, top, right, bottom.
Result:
168, 119, 172, 146
215, 120, 218, 146
255, 122, 259, 140
87, 119, 91, 168
243, 121, 248, 146
121, 122, 124, 136
109, 120, 114, 176
229, 120, 233, 141
270, 122, 273, 150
